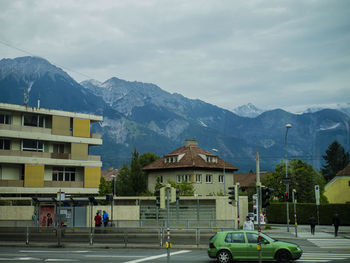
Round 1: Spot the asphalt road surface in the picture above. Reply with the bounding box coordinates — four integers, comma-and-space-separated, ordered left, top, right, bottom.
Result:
1, 238, 350, 263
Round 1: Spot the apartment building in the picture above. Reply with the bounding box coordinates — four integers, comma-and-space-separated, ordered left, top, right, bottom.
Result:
0, 102, 103, 197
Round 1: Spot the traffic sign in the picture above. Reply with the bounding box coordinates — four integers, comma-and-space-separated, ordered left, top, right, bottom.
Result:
315, 185, 320, 205
282, 178, 291, 184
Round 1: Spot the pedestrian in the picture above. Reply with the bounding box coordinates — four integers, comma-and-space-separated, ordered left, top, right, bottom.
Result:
94, 212, 102, 227
332, 213, 340, 237
103, 210, 109, 227
243, 216, 254, 230
47, 213, 53, 227
32, 210, 38, 227
309, 215, 316, 235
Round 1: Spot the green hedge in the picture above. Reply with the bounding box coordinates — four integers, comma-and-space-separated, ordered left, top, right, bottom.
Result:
264, 203, 350, 225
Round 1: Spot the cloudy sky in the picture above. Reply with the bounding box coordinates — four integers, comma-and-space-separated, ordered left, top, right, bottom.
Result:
1, 0, 349, 112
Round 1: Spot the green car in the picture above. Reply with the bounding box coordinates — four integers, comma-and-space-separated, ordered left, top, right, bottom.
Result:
208, 230, 302, 263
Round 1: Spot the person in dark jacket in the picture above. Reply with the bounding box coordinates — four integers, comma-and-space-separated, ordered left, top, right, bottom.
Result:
332, 213, 340, 237
309, 215, 316, 235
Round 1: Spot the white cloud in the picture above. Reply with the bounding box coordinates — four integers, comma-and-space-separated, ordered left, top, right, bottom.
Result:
0, 0, 349, 111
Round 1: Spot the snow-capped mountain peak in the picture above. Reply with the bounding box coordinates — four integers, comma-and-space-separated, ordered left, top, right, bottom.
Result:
232, 103, 264, 118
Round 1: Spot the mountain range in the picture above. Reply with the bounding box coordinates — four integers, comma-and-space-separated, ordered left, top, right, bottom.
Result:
1, 56, 349, 172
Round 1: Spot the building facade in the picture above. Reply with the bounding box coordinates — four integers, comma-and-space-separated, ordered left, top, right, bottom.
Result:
143, 139, 238, 196
324, 165, 350, 204
0, 102, 103, 197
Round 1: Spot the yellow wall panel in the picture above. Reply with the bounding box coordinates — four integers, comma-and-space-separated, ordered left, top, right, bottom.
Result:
73, 118, 90, 138
71, 143, 88, 160
24, 164, 44, 187
324, 177, 350, 204
84, 167, 101, 188
52, 116, 71, 136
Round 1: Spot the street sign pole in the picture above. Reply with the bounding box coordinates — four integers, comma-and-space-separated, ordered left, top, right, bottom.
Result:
315, 185, 320, 225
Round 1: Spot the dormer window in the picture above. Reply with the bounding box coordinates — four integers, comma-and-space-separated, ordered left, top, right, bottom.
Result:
206, 156, 217, 163
164, 156, 178, 163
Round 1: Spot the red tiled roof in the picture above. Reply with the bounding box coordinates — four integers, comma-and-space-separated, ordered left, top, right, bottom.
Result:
101, 168, 119, 181
336, 165, 350, 176
143, 143, 238, 172
234, 170, 268, 188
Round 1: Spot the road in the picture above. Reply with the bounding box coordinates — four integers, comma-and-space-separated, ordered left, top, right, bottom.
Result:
0, 238, 350, 263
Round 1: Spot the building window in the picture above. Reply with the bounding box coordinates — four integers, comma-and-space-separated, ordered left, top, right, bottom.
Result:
0, 138, 10, 150
23, 114, 45, 127
218, 175, 224, 183
22, 139, 44, 152
160, 176, 163, 184
196, 174, 202, 183
206, 156, 217, 163
206, 174, 213, 183
348, 181, 350, 187
165, 156, 178, 163
52, 167, 76, 181
177, 174, 190, 183
53, 144, 65, 153
0, 113, 11, 124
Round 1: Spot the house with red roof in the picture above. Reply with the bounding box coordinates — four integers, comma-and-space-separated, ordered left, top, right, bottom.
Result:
143, 139, 238, 196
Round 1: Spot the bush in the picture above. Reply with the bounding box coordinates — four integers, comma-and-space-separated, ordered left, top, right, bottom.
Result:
265, 203, 350, 225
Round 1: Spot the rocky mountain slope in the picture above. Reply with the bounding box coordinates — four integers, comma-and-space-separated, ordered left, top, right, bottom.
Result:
1, 56, 349, 172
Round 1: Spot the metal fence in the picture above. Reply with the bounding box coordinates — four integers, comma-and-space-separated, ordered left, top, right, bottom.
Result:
0, 219, 235, 247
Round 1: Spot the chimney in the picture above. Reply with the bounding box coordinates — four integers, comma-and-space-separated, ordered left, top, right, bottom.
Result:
185, 139, 198, 146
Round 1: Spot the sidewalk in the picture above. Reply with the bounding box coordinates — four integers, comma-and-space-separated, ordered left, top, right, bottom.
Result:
263, 224, 350, 239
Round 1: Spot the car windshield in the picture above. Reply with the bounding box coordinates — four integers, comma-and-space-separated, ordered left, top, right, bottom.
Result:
260, 233, 276, 242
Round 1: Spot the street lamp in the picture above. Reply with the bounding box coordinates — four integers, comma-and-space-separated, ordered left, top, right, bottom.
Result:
284, 123, 292, 232
212, 148, 226, 195
111, 174, 116, 227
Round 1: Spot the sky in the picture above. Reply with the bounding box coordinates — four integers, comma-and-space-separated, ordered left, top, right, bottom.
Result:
0, 0, 350, 112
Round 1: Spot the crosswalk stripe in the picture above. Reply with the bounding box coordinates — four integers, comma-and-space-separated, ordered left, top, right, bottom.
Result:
297, 252, 350, 262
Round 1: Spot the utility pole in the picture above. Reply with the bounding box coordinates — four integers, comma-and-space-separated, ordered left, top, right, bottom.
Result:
256, 152, 262, 263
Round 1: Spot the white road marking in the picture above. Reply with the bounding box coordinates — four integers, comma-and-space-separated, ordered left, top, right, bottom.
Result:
85, 255, 144, 258
308, 238, 350, 248
0, 258, 41, 261
297, 252, 350, 262
123, 250, 191, 263
45, 259, 79, 262
19, 250, 89, 253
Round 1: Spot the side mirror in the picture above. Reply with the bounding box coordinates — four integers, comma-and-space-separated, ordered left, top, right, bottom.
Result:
264, 240, 269, 245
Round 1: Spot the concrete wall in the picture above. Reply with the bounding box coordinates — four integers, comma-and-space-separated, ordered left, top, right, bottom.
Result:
0, 206, 34, 220
216, 196, 248, 228
86, 205, 140, 226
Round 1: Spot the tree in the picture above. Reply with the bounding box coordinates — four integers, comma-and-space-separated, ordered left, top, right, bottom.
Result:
321, 141, 349, 182
139, 152, 160, 167
114, 148, 153, 196
262, 159, 327, 203
130, 148, 147, 195
98, 176, 112, 196
167, 180, 195, 196
115, 163, 133, 196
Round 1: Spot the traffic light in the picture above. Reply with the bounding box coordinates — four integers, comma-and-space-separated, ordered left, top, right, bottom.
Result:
284, 192, 289, 202
228, 186, 235, 205
106, 194, 113, 201
155, 187, 165, 209
261, 187, 274, 208
170, 187, 180, 203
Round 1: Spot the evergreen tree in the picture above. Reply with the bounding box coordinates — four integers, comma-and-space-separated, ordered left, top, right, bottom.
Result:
321, 141, 349, 182
98, 176, 112, 196
139, 152, 160, 167
130, 148, 147, 195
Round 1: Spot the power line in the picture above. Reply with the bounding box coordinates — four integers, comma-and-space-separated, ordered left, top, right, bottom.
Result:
0, 38, 92, 80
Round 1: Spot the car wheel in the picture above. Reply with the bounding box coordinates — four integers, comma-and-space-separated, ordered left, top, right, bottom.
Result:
217, 250, 232, 263
275, 249, 292, 263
